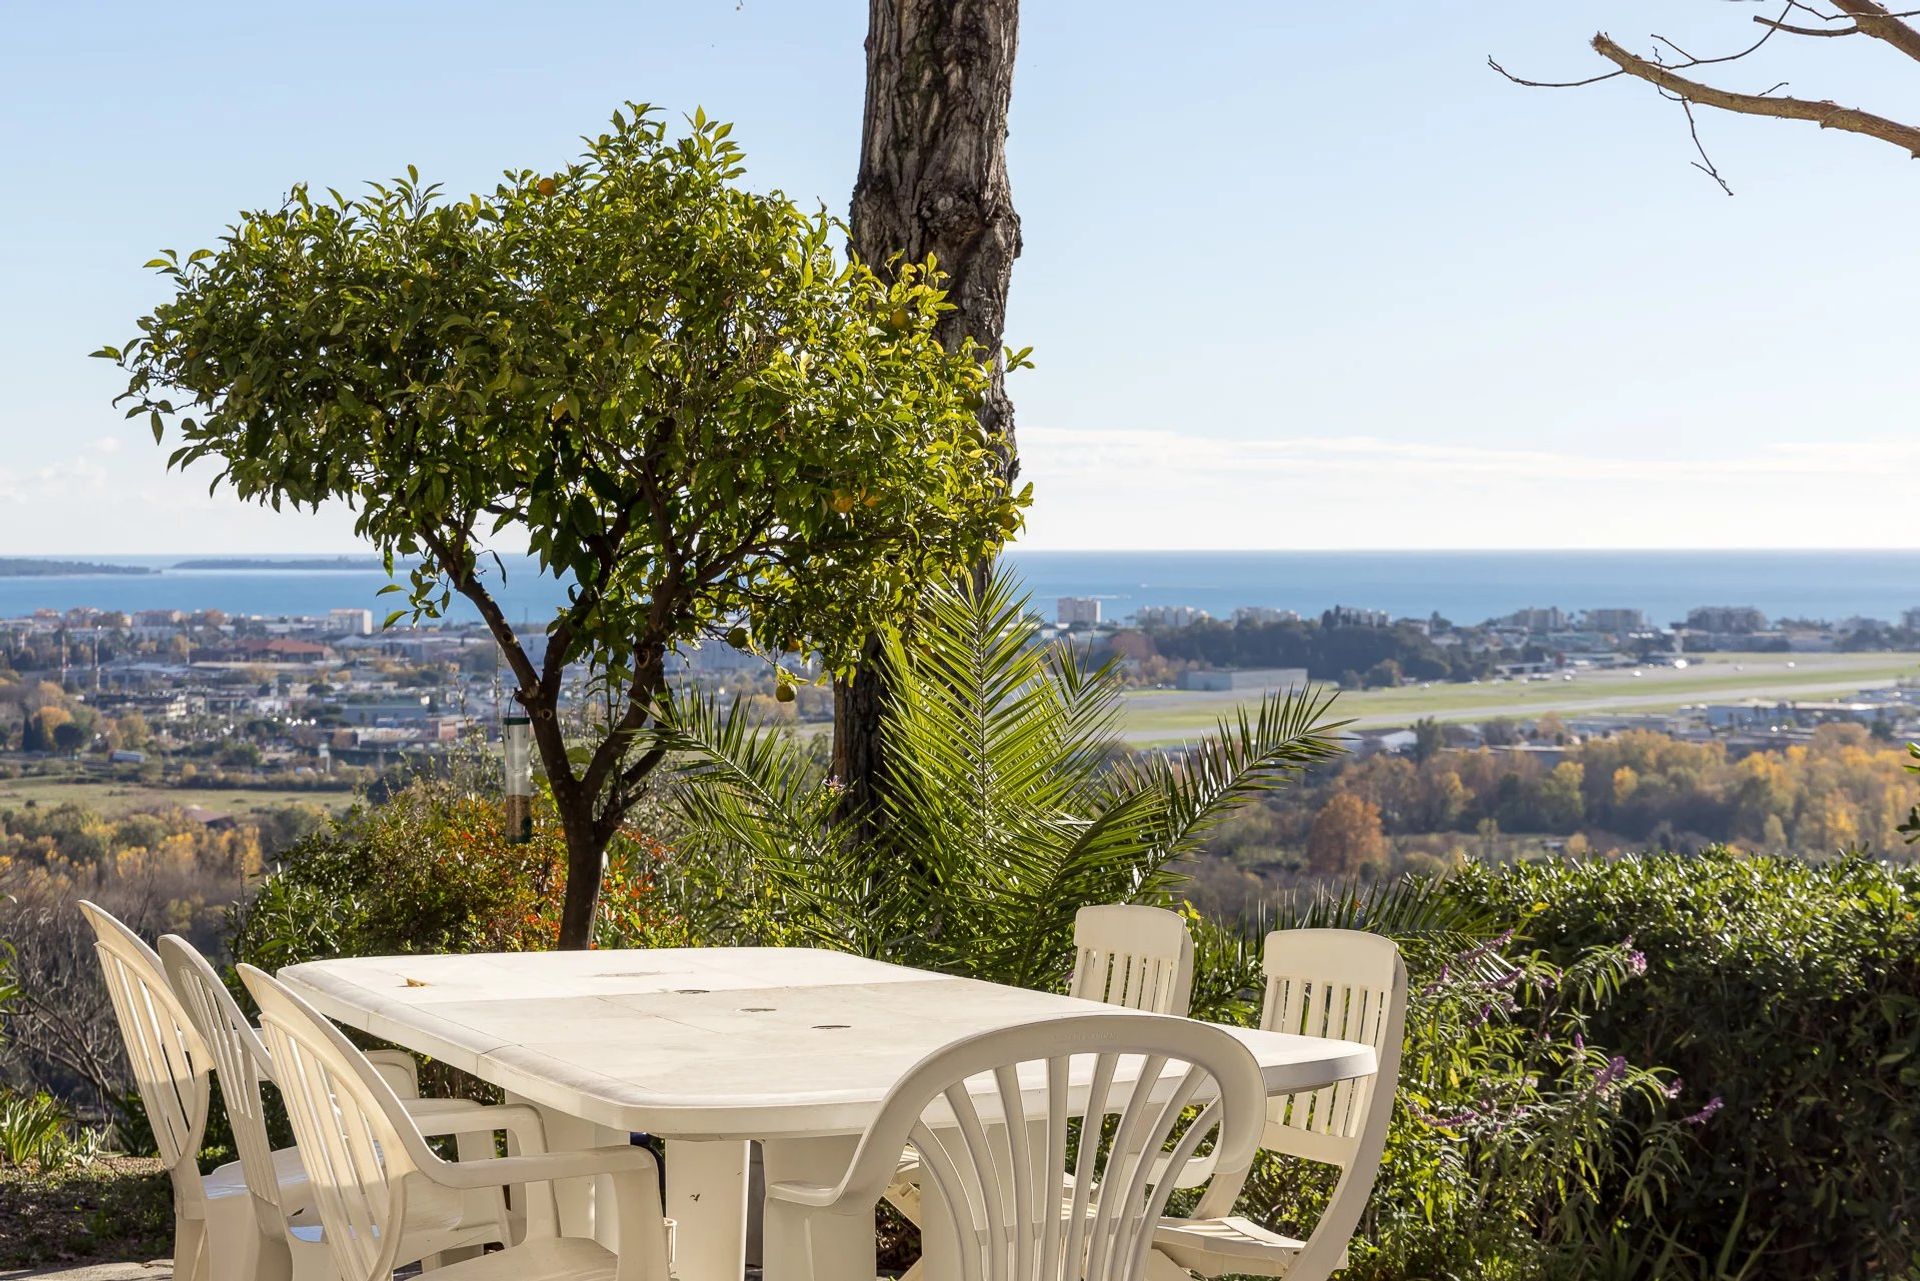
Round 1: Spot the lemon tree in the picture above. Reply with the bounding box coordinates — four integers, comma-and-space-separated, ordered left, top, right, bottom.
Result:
100, 104, 1025, 947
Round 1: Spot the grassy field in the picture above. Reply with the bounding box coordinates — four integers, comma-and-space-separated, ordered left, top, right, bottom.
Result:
0, 774, 357, 817
1120, 651, 1920, 743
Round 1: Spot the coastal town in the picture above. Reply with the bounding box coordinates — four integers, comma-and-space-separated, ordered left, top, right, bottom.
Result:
2, 587, 1918, 823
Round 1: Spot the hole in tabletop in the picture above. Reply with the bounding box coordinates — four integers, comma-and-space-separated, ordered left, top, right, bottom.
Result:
672, 988, 710, 995
738, 1006, 776, 1013
813, 1024, 850, 1031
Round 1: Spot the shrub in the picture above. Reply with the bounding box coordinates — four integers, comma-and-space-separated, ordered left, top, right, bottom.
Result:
230, 775, 686, 971
1451, 850, 1920, 1278
1190, 884, 1698, 1281
0, 1089, 100, 1172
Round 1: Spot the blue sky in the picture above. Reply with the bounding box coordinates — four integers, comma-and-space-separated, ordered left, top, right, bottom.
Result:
4, 1, 1918, 553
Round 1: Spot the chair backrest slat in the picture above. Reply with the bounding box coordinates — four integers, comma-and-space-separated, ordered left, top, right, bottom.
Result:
238, 964, 440, 1281
818, 1013, 1265, 1281
1257, 929, 1405, 1168
158, 934, 286, 1234
78, 902, 210, 1188
1067, 905, 1194, 1016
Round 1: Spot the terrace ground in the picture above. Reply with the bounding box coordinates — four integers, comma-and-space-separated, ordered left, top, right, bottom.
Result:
1119, 650, 1920, 744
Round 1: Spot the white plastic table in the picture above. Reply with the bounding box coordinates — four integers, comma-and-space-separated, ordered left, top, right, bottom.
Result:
280, 947, 1376, 1281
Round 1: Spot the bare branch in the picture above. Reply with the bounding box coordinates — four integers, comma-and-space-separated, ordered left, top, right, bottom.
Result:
1675, 93, 1736, 194
1830, 0, 1920, 62
1491, 4, 1789, 90
1488, 56, 1624, 89
1756, 16, 1863, 36
1592, 31, 1920, 157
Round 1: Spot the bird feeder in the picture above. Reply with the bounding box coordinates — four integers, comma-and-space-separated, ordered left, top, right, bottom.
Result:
503, 714, 533, 844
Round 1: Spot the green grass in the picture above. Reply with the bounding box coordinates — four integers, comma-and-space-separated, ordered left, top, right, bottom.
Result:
1121, 651, 1920, 743
0, 775, 355, 818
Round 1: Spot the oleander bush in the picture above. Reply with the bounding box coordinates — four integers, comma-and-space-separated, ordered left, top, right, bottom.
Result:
1449, 850, 1920, 1279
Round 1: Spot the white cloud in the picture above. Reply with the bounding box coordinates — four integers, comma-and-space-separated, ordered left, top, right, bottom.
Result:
1023, 428, 1918, 483
0, 457, 109, 504
1014, 427, 1917, 550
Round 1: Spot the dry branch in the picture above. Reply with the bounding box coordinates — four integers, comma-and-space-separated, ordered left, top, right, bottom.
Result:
1829, 0, 1920, 62
1591, 31, 1920, 156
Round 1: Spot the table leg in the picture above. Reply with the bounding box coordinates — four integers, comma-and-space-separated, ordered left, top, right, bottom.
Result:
762, 1135, 868, 1281
667, 1140, 751, 1281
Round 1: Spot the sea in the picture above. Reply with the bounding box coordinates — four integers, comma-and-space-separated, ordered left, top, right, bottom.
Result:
4, 550, 1920, 629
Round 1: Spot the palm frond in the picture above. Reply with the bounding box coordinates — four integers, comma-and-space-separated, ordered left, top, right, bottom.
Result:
1116, 684, 1349, 863
653, 688, 835, 858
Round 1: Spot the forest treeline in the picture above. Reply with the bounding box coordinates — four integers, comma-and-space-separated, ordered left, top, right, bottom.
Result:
1191, 723, 1919, 914
1129, 619, 1501, 685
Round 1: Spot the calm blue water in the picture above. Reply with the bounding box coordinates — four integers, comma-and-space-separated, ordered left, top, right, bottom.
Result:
3, 550, 1919, 627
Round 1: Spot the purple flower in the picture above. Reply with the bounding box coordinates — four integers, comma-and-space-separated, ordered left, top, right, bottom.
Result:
1664, 1079, 1684, 1100
1683, 1096, 1725, 1126
1627, 950, 1648, 976
1572, 1032, 1585, 1052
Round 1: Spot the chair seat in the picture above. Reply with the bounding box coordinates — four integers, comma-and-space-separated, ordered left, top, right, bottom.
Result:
431, 1237, 618, 1281
1154, 1216, 1322, 1278
203, 1143, 307, 1201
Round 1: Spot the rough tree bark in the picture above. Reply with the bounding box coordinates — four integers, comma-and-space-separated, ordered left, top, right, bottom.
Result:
833, 0, 1023, 828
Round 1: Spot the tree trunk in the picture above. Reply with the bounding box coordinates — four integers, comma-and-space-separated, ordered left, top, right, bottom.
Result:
556, 796, 606, 950
522, 696, 604, 951
833, 0, 1023, 826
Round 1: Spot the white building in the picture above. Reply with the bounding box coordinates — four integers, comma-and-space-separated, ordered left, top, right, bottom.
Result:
1582, 607, 1648, 634
1136, 604, 1211, 629
325, 608, 375, 637
1056, 596, 1101, 627
1232, 606, 1300, 626
1177, 666, 1309, 692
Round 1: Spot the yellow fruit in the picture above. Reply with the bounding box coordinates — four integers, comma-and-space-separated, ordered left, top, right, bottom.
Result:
774, 682, 796, 703
536, 177, 557, 197
830, 492, 855, 514
725, 626, 750, 649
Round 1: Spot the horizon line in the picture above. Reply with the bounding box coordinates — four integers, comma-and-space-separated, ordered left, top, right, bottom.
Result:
24, 546, 1920, 558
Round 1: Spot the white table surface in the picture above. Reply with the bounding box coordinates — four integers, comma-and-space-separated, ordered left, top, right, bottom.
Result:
280, 947, 1377, 1281
279, 946, 1377, 1139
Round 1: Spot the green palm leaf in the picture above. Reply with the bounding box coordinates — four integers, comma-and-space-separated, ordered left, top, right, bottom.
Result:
663, 560, 1347, 991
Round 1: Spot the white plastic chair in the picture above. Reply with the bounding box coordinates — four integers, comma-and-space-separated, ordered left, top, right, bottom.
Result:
158, 933, 556, 1281
768, 1011, 1268, 1281
1152, 929, 1407, 1281
1067, 906, 1196, 1017
888, 904, 1199, 1258
79, 900, 217, 1281
239, 962, 672, 1281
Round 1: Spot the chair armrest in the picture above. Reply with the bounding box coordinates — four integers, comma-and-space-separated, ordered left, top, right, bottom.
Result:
426, 1142, 658, 1192
410, 1102, 548, 1151
766, 1179, 846, 1210
400, 1097, 488, 1117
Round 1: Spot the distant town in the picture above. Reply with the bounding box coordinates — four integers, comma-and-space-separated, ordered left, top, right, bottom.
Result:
2, 591, 1918, 822
1045, 595, 1920, 751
